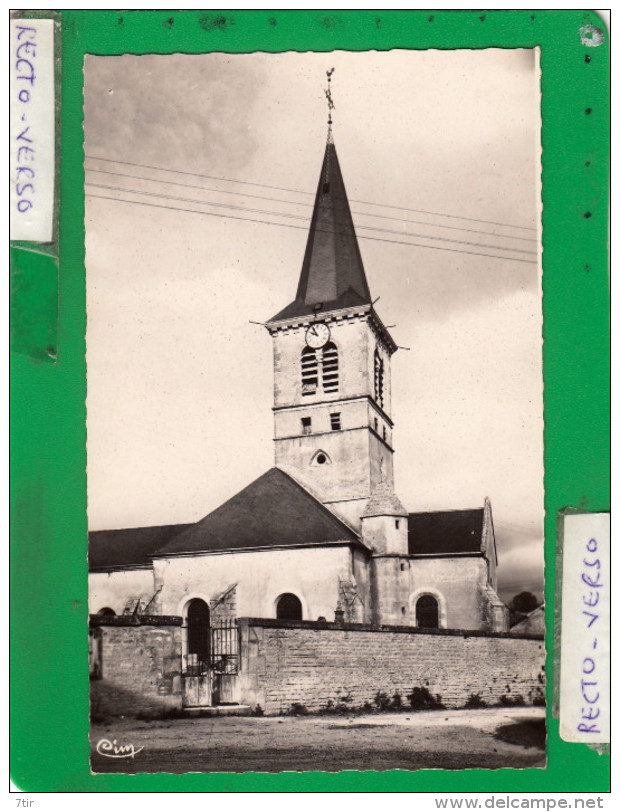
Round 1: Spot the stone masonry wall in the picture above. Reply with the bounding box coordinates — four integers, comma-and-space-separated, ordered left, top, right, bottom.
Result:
238, 619, 545, 716
90, 617, 183, 719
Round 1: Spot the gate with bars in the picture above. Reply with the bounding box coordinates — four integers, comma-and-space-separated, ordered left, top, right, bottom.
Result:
183, 618, 240, 707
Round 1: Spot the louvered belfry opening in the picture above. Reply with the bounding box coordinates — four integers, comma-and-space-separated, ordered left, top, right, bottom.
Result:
322, 342, 339, 393
301, 346, 318, 395
374, 349, 384, 408
301, 342, 339, 396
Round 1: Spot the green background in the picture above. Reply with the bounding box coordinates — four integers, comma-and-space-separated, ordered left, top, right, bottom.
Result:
10, 9, 610, 792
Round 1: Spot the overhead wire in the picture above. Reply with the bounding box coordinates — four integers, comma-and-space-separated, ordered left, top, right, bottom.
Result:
85, 180, 536, 257
85, 165, 537, 244
85, 153, 537, 233
85, 191, 537, 266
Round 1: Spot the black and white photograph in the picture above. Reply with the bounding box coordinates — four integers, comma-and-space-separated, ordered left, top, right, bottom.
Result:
85, 49, 546, 773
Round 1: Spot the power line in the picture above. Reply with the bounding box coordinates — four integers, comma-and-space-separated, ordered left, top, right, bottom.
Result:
85, 182, 537, 257
85, 165, 537, 244
86, 191, 537, 266
85, 153, 537, 233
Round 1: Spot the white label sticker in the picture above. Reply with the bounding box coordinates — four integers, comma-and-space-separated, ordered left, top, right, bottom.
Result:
559, 512, 610, 743
10, 18, 55, 242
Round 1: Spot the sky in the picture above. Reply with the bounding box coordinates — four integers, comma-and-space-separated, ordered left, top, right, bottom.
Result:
84, 49, 543, 602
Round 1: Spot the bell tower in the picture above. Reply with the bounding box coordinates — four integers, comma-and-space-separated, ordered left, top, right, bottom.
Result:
265, 127, 398, 530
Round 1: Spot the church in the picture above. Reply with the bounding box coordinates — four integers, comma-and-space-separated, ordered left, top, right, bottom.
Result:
88, 128, 509, 659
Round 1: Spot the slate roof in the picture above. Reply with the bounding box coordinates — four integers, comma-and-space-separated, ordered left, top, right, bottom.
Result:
89, 468, 360, 571
88, 523, 191, 571
408, 509, 485, 556
158, 468, 359, 556
270, 138, 372, 323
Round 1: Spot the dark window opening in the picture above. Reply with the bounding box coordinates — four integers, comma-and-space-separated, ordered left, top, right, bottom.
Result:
401, 606, 406, 615
97, 607, 116, 616
395, 520, 400, 530
316, 453, 327, 465
301, 416, 312, 435
383, 426, 387, 441
276, 593, 303, 620
322, 182, 330, 194
416, 595, 440, 629
187, 599, 211, 670
330, 412, 341, 430
374, 417, 378, 432
400, 561, 405, 571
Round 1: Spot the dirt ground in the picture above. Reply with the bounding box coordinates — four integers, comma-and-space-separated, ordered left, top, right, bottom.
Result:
90, 706, 546, 774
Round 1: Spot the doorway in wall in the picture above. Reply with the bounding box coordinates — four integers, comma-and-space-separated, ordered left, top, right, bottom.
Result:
416, 594, 440, 628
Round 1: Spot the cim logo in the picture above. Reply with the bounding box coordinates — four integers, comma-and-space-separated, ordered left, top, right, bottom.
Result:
96, 738, 144, 759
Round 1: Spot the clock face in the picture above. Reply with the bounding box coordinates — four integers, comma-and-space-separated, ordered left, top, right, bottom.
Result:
305, 322, 330, 349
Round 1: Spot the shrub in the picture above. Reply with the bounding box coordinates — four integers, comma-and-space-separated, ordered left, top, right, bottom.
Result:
391, 692, 403, 710
374, 691, 392, 711
289, 702, 309, 716
463, 693, 487, 709
407, 686, 445, 711
322, 699, 352, 715
499, 694, 526, 707
252, 704, 264, 716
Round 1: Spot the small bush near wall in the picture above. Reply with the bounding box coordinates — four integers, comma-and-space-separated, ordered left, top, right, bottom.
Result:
463, 693, 488, 709
408, 687, 445, 711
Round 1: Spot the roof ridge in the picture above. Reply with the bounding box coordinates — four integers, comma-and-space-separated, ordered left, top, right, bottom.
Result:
152, 466, 359, 558
89, 521, 192, 535
408, 507, 484, 517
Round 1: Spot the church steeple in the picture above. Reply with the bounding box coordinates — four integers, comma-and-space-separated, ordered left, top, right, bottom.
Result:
265, 82, 400, 530
270, 137, 372, 322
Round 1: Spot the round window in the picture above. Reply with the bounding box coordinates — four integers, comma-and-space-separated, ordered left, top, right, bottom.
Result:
316, 453, 327, 465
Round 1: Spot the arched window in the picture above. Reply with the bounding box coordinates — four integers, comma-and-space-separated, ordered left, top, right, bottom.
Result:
301, 346, 318, 395
416, 595, 439, 629
186, 598, 210, 673
276, 593, 303, 620
374, 349, 384, 408
322, 342, 339, 393
97, 607, 115, 616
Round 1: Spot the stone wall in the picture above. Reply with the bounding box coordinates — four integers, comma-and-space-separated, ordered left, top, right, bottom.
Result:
89, 615, 183, 719
237, 618, 545, 716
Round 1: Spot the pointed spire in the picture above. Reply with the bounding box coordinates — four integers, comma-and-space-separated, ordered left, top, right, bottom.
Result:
269, 71, 372, 323
270, 136, 372, 322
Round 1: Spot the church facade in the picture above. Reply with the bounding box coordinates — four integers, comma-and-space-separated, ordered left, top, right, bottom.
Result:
89, 133, 508, 671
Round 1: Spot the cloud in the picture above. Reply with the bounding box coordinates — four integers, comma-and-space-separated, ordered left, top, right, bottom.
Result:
84, 53, 264, 176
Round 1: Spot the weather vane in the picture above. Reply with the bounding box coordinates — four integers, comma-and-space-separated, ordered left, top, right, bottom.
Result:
325, 67, 335, 134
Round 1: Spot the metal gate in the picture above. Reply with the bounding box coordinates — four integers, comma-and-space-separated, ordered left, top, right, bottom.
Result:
182, 619, 239, 707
